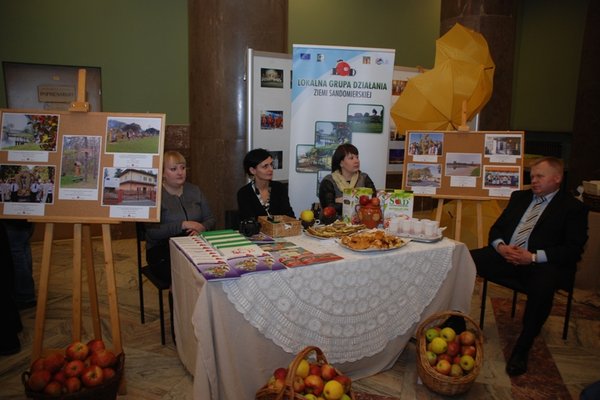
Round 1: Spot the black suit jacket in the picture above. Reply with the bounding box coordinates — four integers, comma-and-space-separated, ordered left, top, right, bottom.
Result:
489, 188, 588, 268
237, 181, 295, 221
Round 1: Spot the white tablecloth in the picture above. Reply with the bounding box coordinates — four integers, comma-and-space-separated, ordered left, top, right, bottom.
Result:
170, 235, 476, 400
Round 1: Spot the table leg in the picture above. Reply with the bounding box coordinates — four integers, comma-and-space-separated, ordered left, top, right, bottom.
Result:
72, 224, 83, 341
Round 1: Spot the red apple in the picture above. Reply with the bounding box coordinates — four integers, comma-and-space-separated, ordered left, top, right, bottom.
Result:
446, 341, 460, 357
322, 206, 336, 218
461, 345, 477, 358
370, 197, 380, 207
64, 359, 85, 378
43, 352, 65, 373
453, 355, 462, 365
66, 341, 89, 361
43, 380, 63, 396
65, 376, 82, 393
459, 330, 476, 346
438, 353, 453, 363
30, 357, 45, 372
28, 370, 52, 391
52, 370, 67, 385
304, 374, 324, 396
435, 359, 452, 375
332, 374, 352, 393
359, 195, 370, 206
320, 363, 337, 380
81, 365, 104, 387
292, 375, 305, 392
309, 363, 321, 377
103, 367, 116, 381
86, 338, 106, 353
90, 349, 117, 368
273, 367, 287, 381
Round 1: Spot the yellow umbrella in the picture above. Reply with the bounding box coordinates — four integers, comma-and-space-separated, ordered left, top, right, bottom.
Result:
391, 23, 495, 135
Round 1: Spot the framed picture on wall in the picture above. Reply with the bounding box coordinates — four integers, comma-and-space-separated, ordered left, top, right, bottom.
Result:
3, 62, 103, 112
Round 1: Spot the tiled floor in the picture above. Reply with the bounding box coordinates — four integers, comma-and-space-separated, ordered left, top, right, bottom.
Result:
1, 235, 599, 399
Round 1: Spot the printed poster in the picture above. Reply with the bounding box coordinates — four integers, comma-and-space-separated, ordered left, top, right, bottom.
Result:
288, 45, 395, 214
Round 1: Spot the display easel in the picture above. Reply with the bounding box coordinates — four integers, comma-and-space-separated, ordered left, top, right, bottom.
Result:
27, 70, 126, 393
429, 102, 499, 248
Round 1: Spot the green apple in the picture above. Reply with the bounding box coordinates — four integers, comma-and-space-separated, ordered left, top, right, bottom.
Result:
425, 327, 440, 342
425, 351, 437, 366
459, 354, 475, 372
450, 363, 463, 377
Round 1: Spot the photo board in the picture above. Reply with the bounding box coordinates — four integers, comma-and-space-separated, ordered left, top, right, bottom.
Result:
402, 130, 524, 200
247, 49, 292, 181
0, 108, 165, 222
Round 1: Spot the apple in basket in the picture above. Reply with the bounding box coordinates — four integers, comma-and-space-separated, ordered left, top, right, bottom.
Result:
64, 359, 85, 378
333, 374, 352, 393
459, 330, 476, 346
43, 381, 63, 396
28, 370, 52, 392
90, 349, 117, 368
435, 359, 452, 375
65, 376, 82, 393
459, 355, 475, 372
87, 338, 106, 353
66, 341, 89, 361
81, 365, 104, 388
304, 374, 324, 396
321, 363, 337, 380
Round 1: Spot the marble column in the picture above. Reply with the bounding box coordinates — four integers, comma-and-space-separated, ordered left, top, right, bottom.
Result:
188, 0, 288, 227
440, 0, 517, 130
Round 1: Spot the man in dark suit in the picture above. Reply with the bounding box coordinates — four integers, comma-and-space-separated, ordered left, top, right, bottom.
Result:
471, 156, 588, 376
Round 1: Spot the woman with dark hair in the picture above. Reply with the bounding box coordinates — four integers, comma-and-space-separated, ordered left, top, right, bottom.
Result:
237, 148, 295, 220
318, 143, 376, 215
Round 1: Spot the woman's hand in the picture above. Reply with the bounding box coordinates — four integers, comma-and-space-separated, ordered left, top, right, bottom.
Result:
181, 221, 206, 236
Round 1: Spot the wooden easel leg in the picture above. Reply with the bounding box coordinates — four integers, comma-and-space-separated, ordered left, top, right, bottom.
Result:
476, 201, 484, 248
435, 198, 444, 223
33, 223, 54, 359
101, 224, 126, 394
101, 224, 122, 353
83, 224, 102, 339
454, 199, 463, 241
72, 224, 83, 341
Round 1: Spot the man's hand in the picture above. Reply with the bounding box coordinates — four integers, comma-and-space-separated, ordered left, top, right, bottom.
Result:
498, 243, 534, 265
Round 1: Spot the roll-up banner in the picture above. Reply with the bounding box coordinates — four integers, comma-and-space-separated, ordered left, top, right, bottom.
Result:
288, 45, 395, 215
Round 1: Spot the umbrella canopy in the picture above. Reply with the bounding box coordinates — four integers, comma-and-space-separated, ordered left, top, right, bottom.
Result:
391, 23, 495, 134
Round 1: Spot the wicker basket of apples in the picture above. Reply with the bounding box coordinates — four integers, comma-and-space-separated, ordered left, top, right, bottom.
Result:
255, 346, 355, 400
415, 311, 483, 396
22, 339, 124, 399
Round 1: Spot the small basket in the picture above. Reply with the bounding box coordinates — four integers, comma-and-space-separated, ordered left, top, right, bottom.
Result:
258, 215, 301, 237
22, 353, 124, 400
255, 346, 355, 400
415, 311, 483, 396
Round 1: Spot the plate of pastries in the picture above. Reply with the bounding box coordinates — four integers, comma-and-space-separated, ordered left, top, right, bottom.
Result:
304, 220, 366, 239
338, 229, 409, 252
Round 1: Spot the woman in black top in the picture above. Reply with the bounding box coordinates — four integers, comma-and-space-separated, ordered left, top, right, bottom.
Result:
237, 148, 295, 220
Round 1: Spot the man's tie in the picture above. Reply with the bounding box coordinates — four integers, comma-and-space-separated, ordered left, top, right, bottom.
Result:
513, 196, 546, 248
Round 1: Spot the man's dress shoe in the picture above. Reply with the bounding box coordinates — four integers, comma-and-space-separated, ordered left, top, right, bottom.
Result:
506, 348, 529, 376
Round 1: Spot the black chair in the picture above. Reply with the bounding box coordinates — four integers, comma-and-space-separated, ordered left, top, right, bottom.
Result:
135, 222, 174, 345
478, 269, 576, 340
